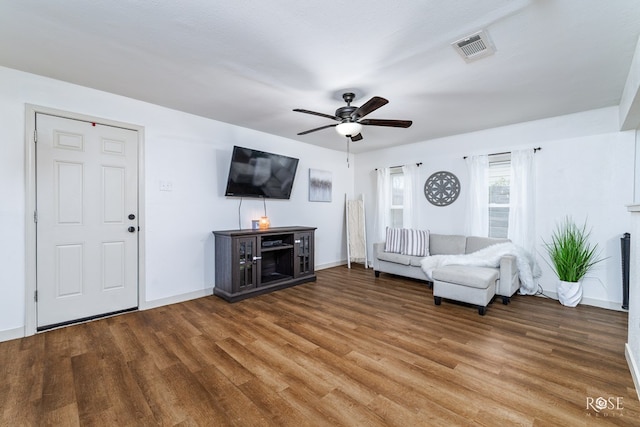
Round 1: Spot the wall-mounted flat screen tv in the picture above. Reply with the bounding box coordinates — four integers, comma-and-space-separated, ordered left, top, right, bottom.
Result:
224, 146, 299, 199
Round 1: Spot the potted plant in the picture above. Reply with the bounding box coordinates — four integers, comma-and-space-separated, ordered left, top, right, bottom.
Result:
544, 217, 604, 307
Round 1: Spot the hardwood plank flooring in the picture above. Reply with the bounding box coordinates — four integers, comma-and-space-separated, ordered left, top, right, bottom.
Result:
1, 265, 638, 426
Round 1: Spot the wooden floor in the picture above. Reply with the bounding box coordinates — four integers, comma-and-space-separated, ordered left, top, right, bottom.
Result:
1, 265, 639, 426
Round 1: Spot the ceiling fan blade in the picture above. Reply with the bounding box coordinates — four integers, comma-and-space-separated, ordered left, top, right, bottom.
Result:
350, 133, 363, 142
351, 96, 388, 119
359, 118, 412, 128
297, 123, 337, 135
293, 108, 339, 121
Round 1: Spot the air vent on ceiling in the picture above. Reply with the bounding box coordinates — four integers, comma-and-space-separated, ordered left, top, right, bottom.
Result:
452, 30, 496, 62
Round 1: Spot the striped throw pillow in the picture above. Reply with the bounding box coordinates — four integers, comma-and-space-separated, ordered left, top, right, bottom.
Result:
401, 229, 430, 257
384, 227, 404, 253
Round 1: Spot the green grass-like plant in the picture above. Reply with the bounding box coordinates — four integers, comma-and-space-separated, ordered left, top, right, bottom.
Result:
544, 217, 604, 283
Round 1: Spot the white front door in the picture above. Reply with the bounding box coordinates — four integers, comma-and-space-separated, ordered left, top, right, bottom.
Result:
36, 113, 139, 329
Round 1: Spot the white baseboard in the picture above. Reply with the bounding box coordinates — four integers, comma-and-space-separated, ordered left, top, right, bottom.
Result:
580, 297, 626, 311
316, 260, 347, 270
0, 326, 25, 343
536, 290, 626, 312
626, 344, 640, 401
140, 287, 214, 310
316, 260, 377, 270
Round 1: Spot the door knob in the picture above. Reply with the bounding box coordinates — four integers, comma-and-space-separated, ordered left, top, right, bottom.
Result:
128, 214, 136, 220
128, 226, 136, 233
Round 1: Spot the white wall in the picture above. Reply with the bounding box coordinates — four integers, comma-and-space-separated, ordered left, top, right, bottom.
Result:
626, 206, 640, 398
354, 107, 635, 310
0, 66, 353, 339
1, 63, 635, 341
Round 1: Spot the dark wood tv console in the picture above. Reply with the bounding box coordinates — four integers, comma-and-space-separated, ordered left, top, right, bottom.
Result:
212, 226, 316, 302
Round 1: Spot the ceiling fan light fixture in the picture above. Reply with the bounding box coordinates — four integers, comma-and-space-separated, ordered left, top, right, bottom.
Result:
335, 122, 362, 137
295, 93, 409, 141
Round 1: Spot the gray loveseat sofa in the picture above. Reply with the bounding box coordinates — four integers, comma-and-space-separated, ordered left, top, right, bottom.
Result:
373, 233, 521, 313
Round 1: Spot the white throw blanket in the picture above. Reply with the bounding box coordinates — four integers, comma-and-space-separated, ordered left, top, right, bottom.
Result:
419, 242, 541, 295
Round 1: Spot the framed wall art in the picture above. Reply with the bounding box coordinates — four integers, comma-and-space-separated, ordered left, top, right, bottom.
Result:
309, 168, 332, 202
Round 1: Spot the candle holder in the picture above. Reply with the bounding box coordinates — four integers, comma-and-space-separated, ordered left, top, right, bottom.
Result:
259, 216, 270, 230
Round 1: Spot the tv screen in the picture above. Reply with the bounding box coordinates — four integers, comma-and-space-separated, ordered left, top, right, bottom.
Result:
224, 146, 299, 199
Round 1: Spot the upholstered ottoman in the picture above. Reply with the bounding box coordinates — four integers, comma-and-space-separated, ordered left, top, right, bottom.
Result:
432, 266, 499, 315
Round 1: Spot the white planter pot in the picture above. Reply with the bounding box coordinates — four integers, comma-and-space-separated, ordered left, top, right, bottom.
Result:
557, 280, 583, 307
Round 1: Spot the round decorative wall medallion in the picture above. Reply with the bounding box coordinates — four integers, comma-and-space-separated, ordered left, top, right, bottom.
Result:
424, 171, 460, 206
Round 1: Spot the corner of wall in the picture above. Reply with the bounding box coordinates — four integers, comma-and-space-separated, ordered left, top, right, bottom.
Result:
620, 35, 640, 130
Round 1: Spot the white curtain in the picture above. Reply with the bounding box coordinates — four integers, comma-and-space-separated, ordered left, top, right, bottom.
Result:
465, 155, 489, 237
401, 163, 421, 229
375, 167, 391, 242
508, 149, 536, 256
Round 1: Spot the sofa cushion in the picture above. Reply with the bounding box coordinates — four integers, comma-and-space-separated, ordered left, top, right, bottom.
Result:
465, 236, 509, 254
377, 250, 411, 265
384, 227, 403, 253
408, 255, 427, 267
401, 228, 430, 257
432, 265, 499, 289
377, 250, 424, 267
429, 234, 467, 255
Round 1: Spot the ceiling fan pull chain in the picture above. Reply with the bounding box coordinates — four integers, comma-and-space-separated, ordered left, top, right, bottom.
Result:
347, 138, 350, 168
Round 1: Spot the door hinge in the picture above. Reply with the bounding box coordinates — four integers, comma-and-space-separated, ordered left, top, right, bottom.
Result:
34, 129, 37, 143
34, 290, 38, 302
33, 210, 38, 223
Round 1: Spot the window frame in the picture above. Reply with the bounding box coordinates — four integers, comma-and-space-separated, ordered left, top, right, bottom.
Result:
389, 167, 404, 228
488, 153, 511, 238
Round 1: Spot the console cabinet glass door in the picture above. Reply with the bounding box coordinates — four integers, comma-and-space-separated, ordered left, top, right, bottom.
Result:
294, 232, 314, 278
235, 236, 258, 292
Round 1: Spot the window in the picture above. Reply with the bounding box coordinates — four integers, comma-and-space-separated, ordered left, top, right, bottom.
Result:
488, 154, 511, 238
390, 167, 404, 228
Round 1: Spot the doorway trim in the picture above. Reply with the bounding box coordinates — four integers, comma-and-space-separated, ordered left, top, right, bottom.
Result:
24, 104, 146, 336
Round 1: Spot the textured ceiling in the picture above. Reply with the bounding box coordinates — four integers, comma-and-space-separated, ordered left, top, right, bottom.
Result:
1, 0, 639, 153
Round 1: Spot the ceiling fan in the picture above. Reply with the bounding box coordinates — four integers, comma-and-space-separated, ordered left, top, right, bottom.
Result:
294, 92, 412, 142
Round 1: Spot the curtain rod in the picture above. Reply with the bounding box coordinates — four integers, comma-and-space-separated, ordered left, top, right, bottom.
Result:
375, 162, 422, 171
463, 147, 541, 160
